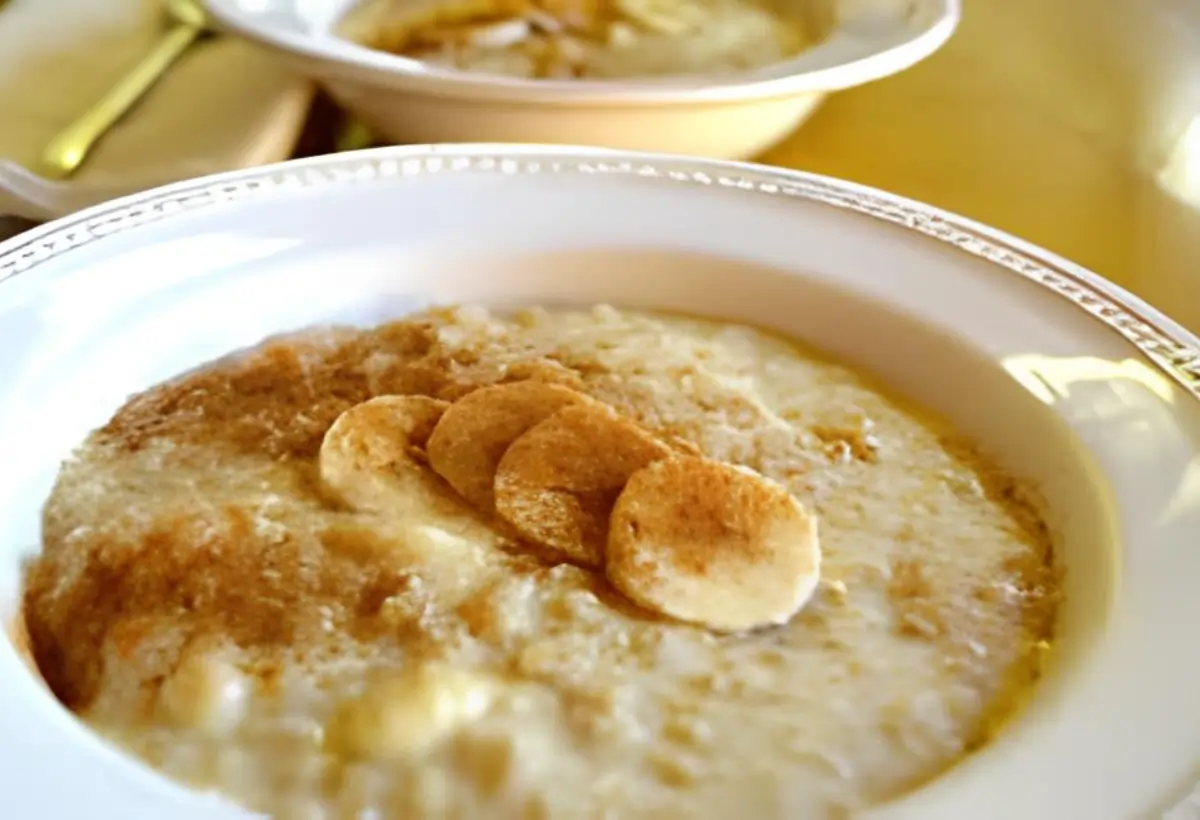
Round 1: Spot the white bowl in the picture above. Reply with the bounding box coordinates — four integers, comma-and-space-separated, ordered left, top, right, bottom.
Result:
201, 0, 959, 160
1, 144, 1199, 820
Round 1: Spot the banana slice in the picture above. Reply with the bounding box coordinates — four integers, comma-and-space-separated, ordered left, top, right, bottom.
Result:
426, 381, 594, 512
494, 403, 673, 567
326, 664, 497, 760
319, 395, 450, 513
606, 456, 820, 631
615, 0, 709, 34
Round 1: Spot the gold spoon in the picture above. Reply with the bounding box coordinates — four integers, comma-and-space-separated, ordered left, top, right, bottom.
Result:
39, 0, 212, 180
335, 118, 377, 153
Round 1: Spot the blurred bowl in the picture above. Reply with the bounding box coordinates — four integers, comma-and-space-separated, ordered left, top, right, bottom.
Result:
201, 0, 959, 159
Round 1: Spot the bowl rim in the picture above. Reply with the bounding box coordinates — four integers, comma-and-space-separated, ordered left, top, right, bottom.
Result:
198, 0, 961, 105
3, 142, 1197, 398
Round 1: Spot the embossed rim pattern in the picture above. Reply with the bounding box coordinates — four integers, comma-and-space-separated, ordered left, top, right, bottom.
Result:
1, 144, 1197, 406
1, 143, 1199, 817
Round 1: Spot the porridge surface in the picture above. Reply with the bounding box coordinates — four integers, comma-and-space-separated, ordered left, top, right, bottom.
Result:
340, 0, 809, 80
23, 306, 1058, 820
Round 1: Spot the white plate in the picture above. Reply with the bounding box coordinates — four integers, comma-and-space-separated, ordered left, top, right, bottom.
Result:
201, 0, 958, 160
0, 144, 1199, 820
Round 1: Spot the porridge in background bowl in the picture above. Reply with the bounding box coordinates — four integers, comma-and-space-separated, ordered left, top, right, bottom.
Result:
201, 0, 957, 156
337, 0, 811, 79
22, 305, 1058, 820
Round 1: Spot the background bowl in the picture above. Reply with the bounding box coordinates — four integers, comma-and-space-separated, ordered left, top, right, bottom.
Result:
201, 0, 959, 159
1, 145, 1198, 820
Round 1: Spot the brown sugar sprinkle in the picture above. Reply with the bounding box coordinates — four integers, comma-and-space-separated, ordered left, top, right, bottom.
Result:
97, 323, 440, 460
887, 559, 945, 640
888, 558, 932, 601
94, 318, 580, 462
811, 420, 880, 464
25, 313, 666, 710
493, 402, 673, 568
502, 358, 586, 389
612, 457, 779, 577
22, 506, 426, 710
427, 381, 598, 513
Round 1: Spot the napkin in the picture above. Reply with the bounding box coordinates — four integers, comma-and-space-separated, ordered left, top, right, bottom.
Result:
0, 0, 314, 218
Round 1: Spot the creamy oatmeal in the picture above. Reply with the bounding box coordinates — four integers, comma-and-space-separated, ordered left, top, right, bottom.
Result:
338, 0, 809, 79
23, 306, 1058, 820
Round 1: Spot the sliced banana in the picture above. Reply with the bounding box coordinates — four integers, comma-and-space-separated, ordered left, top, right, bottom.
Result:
606, 456, 821, 631
325, 664, 497, 760
615, 0, 709, 35
158, 653, 249, 737
494, 403, 672, 568
319, 395, 450, 513
426, 381, 594, 512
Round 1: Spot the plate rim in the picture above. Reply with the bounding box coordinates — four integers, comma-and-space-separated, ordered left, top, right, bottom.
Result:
2, 142, 1198, 403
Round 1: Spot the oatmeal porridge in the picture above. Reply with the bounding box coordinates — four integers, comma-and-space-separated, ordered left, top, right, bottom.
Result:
338, 0, 810, 79
22, 305, 1059, 820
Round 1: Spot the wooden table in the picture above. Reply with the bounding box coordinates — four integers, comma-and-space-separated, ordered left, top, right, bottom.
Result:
5, 0, 1200, 335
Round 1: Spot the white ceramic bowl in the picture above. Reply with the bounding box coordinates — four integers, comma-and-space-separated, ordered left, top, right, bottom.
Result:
2, 144, 1200, 820
201, 0, 959, 160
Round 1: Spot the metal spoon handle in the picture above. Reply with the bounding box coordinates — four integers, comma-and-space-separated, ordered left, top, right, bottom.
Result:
40, 22, 203, 179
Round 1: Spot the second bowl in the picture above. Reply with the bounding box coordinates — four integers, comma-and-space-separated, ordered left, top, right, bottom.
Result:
201, 0, 959, 159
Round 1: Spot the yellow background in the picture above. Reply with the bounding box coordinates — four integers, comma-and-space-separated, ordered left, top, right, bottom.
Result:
762, 0, 1200, 334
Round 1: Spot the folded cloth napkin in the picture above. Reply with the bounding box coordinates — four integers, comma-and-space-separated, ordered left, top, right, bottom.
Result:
0, 0, 313, 219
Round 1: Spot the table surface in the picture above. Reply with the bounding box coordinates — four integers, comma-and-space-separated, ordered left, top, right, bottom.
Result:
4, 0, 1200, 335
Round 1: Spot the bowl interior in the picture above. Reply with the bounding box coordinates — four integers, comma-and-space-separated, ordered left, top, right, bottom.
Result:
333, 0, 843, 43
0, 253, 1113, 760
1, 150, 1196, 820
